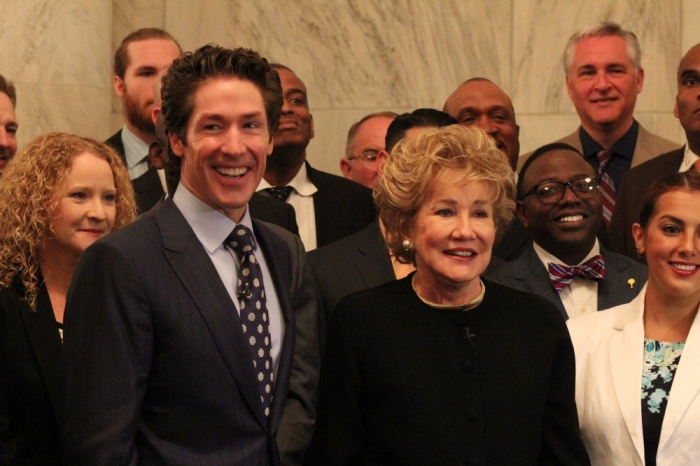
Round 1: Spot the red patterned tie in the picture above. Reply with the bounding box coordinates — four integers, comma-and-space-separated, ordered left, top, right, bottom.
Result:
548, 254, 606, 293
597, 150, 616, 227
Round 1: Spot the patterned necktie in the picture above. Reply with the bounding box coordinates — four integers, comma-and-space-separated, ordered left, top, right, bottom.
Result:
263, 186, 294, 202
548, 254, 606, 293
596, 150, 616, 227
226, 225, 274, 416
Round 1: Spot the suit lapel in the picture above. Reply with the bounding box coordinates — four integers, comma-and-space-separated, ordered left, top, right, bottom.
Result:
355, 222, 394, 289
506, 246, 568, 319
598, 247, 635, 310
657, 307, 700, 452
156, 200, 269, 429
253, 220, 294, 433
608, 297, 646, 463
18, 282, 63, 422
307, 163, 336, 247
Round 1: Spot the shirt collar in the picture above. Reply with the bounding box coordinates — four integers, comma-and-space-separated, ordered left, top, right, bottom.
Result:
681, 143, 700, 172
121, 125, 151, 169
533, 239, 600, 268
579, 120, 639, 159
257, 162, 318, 196
172, 182, 255, 254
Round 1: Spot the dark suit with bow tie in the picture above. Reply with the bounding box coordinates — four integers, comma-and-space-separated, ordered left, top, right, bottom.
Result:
486, 244, 647, 320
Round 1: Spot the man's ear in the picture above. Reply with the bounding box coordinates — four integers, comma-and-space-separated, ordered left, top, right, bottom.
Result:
515, 200, 529, 228
376, 150, 389, 177
309, 113, 315, 139
169, 132, 185, 158
148, 142, 165, 170
114, 75, 126, 98
340, 158, 353, 179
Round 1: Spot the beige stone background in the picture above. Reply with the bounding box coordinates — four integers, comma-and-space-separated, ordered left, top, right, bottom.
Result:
2, 0, 699, 176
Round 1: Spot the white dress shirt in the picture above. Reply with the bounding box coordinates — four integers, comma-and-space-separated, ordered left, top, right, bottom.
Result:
533, 240, 601, 319
679, 142, 700, 172
120, 125, 150, 180
173, 183, 284, 375
258, 163, 318, 250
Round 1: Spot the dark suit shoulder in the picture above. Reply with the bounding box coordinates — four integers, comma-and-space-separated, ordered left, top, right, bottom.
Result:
249, 192, 299, 235
104, 130, 125, 159
620, 147, 684, 184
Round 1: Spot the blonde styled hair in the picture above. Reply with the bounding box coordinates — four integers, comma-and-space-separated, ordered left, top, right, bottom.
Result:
0, 132, 137, 309
375, 125, 515, 264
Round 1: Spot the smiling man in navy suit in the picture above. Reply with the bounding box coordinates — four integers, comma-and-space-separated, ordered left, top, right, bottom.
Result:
62, 45, 319, 465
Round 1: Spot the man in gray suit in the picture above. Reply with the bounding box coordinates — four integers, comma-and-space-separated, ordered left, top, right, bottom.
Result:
488, 143, 647, 320
62, 45, 318, 465
519, 22, 680, 225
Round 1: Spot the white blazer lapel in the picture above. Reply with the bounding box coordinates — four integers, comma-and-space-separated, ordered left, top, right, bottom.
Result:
609, 291, 647, 463
657, 305, 700, 453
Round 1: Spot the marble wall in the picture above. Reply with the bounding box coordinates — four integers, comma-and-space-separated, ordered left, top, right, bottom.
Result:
4, 0, 700, 175
0, 0, 112, 149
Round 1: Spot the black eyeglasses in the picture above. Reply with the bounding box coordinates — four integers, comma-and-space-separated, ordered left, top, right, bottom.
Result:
347, 149, 379, 169
520, 176, 599, 204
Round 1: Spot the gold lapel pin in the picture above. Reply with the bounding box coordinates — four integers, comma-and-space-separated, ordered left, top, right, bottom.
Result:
628, 278, 635, 289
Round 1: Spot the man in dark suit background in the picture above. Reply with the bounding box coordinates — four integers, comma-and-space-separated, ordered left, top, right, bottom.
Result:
62, 45, 319, 465
487, 143, 647, 320
610, 43, 700, 260
443, 77, 532, 261
106, 28, 182, 213
256, 64, 375, 251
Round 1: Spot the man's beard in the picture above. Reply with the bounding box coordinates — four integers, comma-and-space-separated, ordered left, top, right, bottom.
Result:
124, 92, 155, 134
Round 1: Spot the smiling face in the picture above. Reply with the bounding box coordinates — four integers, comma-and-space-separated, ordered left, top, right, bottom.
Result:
633, 189, 700, 303
517, 149, 602, 265
169, 77, 273, 223
409, 171, 496, 302
675, 45, 700, 149
0, 92, 17, 172
45, 152, 117, 260
444, 80, 520, 169
566, 35, 643, 134
115, 38, 181, 136
273, 68, 314, 150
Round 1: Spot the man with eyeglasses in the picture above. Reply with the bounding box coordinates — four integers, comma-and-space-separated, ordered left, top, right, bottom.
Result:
340, 111, 397, 188
488, 143, 647, 320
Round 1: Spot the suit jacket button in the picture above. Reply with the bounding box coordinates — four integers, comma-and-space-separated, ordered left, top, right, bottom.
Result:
460, 359, 473, 373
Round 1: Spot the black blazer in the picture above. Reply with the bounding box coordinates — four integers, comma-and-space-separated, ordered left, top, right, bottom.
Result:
0, 280, 62, 465
609, 148, 684, 261
105, 129, 165, 214
61, 199, 318, 465
306, 163, 376, 248
486, 244, 648, 320
307, 277, 590, 465
308, 221, 506, 345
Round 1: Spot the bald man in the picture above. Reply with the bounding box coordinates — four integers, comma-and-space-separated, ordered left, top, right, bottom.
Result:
444, 78, 531, 261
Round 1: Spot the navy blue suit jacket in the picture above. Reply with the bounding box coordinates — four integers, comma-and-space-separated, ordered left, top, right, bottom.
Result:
61, 199, 318, 465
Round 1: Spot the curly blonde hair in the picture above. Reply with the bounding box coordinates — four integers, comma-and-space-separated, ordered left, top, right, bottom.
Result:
0, 132, 137, 309
375, 125, 516, 264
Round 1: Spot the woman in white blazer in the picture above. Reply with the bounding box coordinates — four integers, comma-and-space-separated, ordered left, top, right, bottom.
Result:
567, 169, 700, 466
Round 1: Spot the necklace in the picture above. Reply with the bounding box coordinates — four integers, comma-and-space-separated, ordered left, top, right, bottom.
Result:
411, 275, 485, 311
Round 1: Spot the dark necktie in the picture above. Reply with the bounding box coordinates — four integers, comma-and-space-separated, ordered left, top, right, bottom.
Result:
263, 186, 294, 202
226, 225, 274, 416
548, 254, 606, 293
596, 150, 616, 227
